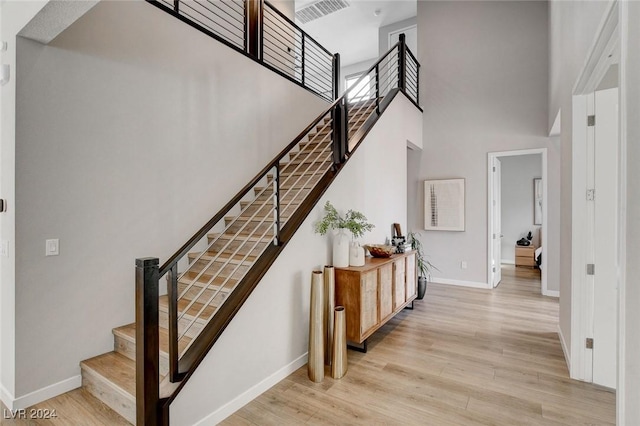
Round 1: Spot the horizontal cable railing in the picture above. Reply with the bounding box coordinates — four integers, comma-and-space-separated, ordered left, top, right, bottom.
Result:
148, 0, 337, 101
136, 33, 420, 426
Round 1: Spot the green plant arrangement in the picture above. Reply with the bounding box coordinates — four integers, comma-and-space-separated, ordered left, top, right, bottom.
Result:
408, 231, 439, 299
314, 201, 374, 239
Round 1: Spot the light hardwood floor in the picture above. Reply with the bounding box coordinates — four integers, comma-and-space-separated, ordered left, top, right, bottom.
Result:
222, 265, 615, 425
0, 266, 615, 425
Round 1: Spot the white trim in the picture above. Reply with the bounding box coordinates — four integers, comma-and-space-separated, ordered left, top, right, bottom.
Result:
487, 148, 548, 297
431, 278, 490, 289
617, 2, 628, 423
2, 375, 81, 410
573, 1, 619, 95
501, 259, 515, 265
544, 289, 559, 298
570, 0, 621, 386
558, 324, 571, 373
193, 353, 308, 425
1, 384, 15, 411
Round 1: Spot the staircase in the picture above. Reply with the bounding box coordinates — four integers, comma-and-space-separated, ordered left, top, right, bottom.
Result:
76, 1, 421, 423
79, 102, 379, 424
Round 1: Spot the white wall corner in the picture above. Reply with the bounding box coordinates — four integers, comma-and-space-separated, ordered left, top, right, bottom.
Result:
557, 324, 571, 374
1, 383, 16, 411
501, 259, 515, 265
431, 278, 491, 289
192, 353, 308, 425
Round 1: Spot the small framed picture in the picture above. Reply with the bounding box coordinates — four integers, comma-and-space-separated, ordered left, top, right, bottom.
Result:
424, 178, 465, 231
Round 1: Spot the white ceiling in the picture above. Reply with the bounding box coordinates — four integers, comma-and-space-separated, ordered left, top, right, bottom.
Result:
296, 0, 417, 66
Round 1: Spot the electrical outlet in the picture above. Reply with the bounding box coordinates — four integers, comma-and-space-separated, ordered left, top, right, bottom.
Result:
45, 239, 59, 256
460, 261, 467, 269
0, 240, 8, 257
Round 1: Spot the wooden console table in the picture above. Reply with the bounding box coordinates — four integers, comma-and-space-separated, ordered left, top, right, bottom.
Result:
334, 251, 417, 352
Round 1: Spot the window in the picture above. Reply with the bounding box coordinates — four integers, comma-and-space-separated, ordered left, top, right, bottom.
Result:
345, 73, 372, 102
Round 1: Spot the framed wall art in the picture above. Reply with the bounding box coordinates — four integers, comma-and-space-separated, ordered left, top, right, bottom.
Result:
424, 178, 465, 231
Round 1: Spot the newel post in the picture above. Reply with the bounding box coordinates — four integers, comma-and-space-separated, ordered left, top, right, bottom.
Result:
246, 0, 263, 60
332, 52, 340, 101
398, 33, 407, 93
136, 258, 161, 425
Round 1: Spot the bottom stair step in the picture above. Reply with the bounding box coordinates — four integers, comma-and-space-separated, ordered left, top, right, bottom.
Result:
80, 352, 136, 425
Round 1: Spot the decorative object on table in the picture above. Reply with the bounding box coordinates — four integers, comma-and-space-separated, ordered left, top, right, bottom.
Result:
323, 265, 335, 366
391, 223, 406, 253
314, 201, 374, 267
534, 178, 543, 225
408, 232, 439, 300
331, 306, 348, 379
308, 270, 324, 383
424, 178, 465, 231
364, 244, 396, 258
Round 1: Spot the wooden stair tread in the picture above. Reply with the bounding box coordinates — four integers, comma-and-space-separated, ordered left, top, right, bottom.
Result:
207, 232, 271, 242
114, 323, 192, 356
81, 352, 136, 398
180, 272, 241, 290
159, 294, 219, 320
187, 252, 254, 266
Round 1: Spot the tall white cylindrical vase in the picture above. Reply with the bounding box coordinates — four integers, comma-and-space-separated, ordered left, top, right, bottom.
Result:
331, 306, 348, 379
324, 265, 335, 365
333, 229, 350, 267
308, 271, 324, 383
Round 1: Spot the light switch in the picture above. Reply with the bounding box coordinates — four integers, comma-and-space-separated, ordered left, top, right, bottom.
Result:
46, 239, 59, 256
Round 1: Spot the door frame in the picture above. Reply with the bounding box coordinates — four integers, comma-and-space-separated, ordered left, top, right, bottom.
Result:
569, 0, 624, 401
487, 148, 549, 296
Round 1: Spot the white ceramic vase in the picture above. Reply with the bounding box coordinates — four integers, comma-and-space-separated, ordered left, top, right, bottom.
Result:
332, 229, 350, 267
349, 242, 365, 266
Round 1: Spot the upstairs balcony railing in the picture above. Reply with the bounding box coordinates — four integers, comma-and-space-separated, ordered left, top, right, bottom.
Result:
148, 0, 337, 101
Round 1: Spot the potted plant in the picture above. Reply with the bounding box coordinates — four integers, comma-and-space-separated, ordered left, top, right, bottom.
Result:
408, 232, 438, 299
315, 201, 374, 267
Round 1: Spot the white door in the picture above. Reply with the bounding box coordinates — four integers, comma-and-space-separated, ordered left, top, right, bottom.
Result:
492, 157, 502, 287
590, 88, 618, 388
388, 25, 418, 53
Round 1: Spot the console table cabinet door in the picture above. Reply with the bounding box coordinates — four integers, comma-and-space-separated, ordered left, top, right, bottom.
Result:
405, 253, 416, 299
393, 259, 406, 310
379, 263, 393, 321
360, 270, 378, 335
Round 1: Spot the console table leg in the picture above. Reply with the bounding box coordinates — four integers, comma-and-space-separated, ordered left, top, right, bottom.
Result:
347, 339, 367, 353
404, 301, 414, 310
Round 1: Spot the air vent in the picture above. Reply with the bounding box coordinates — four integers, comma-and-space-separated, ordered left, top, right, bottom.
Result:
296, 0, 350, 24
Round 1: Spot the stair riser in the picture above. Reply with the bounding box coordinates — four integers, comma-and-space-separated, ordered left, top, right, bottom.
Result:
281, 161, 331, 176
227, 220, 275, 236
178, 281, 232, 302
159, 310, 205, 340
114, 334, 170, 377
81, 367, 136, 425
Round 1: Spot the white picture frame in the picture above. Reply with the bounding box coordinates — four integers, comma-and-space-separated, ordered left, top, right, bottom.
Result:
424, 178, 465, 231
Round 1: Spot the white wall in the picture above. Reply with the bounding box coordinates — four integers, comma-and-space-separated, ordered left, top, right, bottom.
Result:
500, 155, 542, 263
548, 0, 610, 366
0, 0, 51, 406
12, 0, 327, 401
171, 93, 421, 425
378, 16, 417, 56
412, 1, 552, 289
623, 2, 640, 422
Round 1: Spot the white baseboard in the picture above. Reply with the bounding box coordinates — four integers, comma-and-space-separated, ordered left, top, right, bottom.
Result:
557, 324, 571, 373
193, 353, 309, 425
1, 384, 15, 410
2, 375, 81, 410
431, 278, 490, 289
501, 259, 515, 265
543, 289, 560, 298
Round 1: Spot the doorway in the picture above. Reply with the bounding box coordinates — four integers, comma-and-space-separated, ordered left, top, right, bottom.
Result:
488, 149, 549, 295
